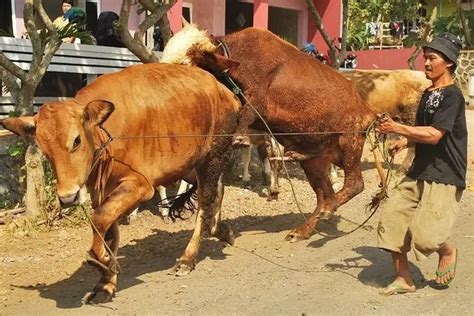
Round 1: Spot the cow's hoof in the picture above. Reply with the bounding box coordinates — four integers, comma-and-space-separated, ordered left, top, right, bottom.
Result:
171, 260, 195, 276
285, 230, 309, 243
161, 216, 172, 224
86, 287, 115, 304
267, 192, 279, 201
213, 222, 235, 245
232, 136, 251, 148
242, 180, 251, 188
118, 215, 131, 225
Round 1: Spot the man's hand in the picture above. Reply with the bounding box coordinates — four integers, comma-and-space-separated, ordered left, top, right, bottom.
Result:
388, 138, 408, 157
376, 113, 399, 134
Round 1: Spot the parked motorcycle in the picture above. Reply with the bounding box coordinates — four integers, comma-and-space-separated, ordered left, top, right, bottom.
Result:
300, 43, 330, 64
340, 53, 357, 69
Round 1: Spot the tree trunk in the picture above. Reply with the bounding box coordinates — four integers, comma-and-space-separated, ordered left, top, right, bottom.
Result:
16, 81, 35, 116
458, 4, 472, 48
16, 82, 45, 218
23, 141, 45, 218
408, 6, 438, 70
338, 0, 350, 67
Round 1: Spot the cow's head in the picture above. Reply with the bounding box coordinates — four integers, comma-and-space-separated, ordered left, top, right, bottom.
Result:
161, 24, 240, 73
0, 100, 114, 207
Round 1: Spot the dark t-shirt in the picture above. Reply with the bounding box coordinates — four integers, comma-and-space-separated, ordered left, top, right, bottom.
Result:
407, 84, 467, 188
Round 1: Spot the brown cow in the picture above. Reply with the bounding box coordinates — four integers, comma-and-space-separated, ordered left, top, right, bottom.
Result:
162, 25, 375, 242
241, 69, 431, 196
1, 63, 240, 303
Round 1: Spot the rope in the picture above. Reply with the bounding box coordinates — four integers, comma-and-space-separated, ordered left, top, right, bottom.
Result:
109, 130, 371, 140
81, 205, 122, 274
86, 73, 394, 241
220, 71, 394, 239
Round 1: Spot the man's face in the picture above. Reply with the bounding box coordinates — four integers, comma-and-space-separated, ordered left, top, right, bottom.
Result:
62, 3, 72, 14
423, 48, 452, 81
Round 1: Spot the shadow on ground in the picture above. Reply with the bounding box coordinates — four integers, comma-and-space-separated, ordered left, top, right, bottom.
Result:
12, 212, 361, 309
324, 246, 428, 289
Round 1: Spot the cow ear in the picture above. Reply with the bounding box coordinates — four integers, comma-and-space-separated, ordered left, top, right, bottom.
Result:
188, 45, 240, 71
84, 100, 114, 126
0, 116, 36, 139
211, 53, 240, 71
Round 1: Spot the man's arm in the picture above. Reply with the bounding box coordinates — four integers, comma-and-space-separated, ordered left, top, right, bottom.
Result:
376, 115, 446, 145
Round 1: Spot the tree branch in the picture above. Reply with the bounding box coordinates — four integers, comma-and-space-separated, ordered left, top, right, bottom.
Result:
0, 67, 21, 100
24, 0, 42, 69
408, 5, 438, 69
339, 0, 349, 64
305, 0, 339, 68
158, 14, 172, 45
31, 0, 61, 83
118, 0, 160, 63
0, 52, 28, 82
458, 1, 472, 48
134, 0, 173, 44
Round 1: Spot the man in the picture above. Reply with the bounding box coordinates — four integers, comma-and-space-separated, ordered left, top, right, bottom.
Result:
376, 32, 467, 296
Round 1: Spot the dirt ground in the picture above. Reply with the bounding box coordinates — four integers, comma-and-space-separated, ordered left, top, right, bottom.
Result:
1, 111, 473, 315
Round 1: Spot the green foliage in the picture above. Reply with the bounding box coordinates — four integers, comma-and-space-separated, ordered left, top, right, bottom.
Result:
38, 22, 95, 45
7, 141, 26, 158
347, 0, 422, 50
433, 10, 474, 47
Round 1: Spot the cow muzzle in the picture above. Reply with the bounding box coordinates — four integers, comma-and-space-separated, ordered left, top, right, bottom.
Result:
58, 186, 88, 207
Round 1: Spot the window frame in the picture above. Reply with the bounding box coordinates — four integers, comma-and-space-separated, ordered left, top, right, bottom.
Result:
183, 2, 193, 24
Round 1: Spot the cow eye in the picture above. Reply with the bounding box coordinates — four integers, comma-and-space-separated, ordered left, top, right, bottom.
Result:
72, 135, 81, 150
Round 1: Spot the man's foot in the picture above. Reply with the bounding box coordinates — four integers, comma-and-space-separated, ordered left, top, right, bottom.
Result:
379, 279, 416, 296
434, 247, 458, 288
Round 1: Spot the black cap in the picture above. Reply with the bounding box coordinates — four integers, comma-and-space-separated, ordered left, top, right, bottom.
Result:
423, 32, 462, 65
62, 0, 74, 5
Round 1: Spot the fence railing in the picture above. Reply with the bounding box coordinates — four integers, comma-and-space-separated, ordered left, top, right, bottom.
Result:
0, 36, 154, 122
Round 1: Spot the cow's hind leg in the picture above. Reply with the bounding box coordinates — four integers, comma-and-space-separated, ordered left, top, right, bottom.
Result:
173, 146, 233, 276
286, 134, 365, 241
331, 134, 365, 210
86, 180, 154, 303
285, 156, 336, 241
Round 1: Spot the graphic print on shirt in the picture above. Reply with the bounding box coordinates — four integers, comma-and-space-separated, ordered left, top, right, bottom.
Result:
424, 89, 444, 114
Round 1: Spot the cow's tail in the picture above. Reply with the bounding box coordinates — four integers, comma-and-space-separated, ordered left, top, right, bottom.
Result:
163, 184, 198, 220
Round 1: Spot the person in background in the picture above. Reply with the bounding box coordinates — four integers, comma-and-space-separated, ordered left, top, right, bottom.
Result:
53, 0, 73, 32
375, 32, 466, 296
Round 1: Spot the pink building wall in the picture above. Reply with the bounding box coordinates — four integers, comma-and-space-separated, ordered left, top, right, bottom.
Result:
308, 0, 342, 56
185, 0, 226, 36
253, 0, 269, 29
11, 0, 418, 71
354, 48, 425, 70
237, 0, 309, 46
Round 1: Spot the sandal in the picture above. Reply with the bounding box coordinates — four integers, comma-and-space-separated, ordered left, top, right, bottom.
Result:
379, 280, 416, 296
433, 248, 458, 288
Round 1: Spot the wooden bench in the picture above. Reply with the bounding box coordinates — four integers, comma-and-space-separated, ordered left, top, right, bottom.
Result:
1, 37, 159, 123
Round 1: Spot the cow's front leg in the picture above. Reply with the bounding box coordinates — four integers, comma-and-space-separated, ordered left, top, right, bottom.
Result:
86, 180, 154, 304
172, 176, 228, 276
173, 143, 233, 276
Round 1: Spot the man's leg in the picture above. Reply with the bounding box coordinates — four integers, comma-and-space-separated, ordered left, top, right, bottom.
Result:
383, 251, 416, 292
435, 242, 457, 286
